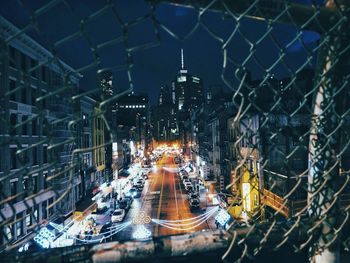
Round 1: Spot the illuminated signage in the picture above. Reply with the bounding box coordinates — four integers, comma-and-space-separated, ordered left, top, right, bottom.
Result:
34, 227, 55, 249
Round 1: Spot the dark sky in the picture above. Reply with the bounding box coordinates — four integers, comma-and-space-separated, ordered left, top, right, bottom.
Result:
0, 0, 325, 104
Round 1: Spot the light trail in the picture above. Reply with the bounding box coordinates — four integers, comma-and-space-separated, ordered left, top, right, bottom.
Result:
152, 207, 218, 229
155, 206, 218, 223
152, 212, 214, 231
50, 221, 131, 242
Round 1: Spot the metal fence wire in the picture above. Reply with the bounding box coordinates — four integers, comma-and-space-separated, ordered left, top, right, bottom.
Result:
0, 0, 350, 262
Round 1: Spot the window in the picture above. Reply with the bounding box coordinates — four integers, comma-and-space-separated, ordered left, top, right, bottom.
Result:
254, 194, 259, 207
32, 119, 37, 135
10, 148, 17, 170
21, 87, 27, 104
33, 147, 38, 165
21, 53, 26, 72
82, 113, 89, 127
43, 173, 48, 188
43, 119, 49, 136
26, 212, 31, 227
30, 58, 37, 78
10, 181, 17, 197
33, 176, 38, 192
41, 66, 47, 82
6, 226, 13, 241
31, 87, 36, 105
42, 202, 47, 219
10, 114, 17, 135
9, 79, 16, 101
42, 91, 47, 108
9, 46, 16, 68
23, 177, 28, 191
48, 198, 54, 216
16, 219, 23, 237
22, 116, 28, 135
43, 146, 48, 163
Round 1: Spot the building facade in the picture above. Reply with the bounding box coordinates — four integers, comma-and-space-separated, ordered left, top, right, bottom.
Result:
0, 17, 82, 248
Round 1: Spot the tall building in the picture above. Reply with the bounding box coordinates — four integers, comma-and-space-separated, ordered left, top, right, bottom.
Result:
171, 49, 204, 111
115, 93, 150, 165
152, 49, 204, 144
153, 86, 177, 141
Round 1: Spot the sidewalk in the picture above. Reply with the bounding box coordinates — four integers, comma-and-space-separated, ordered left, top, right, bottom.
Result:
199, 188, 218, 231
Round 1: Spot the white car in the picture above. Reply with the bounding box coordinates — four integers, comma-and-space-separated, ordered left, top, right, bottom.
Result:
111, 209, 125, 223
183, 179, 191, 185
183, 181, 192, 189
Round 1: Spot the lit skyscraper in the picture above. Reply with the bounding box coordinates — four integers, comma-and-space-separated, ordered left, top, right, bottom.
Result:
172, 49, 204, 111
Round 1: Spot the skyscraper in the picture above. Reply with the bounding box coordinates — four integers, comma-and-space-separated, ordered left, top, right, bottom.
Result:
172, 49, 204, 112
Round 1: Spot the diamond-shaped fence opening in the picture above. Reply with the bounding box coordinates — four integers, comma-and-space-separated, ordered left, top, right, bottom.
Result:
0, 1, 350, 263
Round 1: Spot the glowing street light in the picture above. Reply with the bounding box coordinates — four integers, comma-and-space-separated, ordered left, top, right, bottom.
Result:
132, 225, 152, 240
215, 209, 231, 227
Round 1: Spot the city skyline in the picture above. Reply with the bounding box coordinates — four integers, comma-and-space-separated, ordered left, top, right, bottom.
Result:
0, 0, 319, 105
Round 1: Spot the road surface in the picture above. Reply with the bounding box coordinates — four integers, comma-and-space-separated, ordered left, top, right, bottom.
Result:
112, 154, 215, 241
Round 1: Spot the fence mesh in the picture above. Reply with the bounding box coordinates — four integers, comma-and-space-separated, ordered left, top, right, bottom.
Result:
1, 0, 350, 262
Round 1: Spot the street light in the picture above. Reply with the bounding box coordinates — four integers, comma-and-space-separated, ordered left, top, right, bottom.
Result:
132, 225, 152, 240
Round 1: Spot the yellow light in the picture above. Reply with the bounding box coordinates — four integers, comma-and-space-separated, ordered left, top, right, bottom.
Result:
242, 183, 251, 212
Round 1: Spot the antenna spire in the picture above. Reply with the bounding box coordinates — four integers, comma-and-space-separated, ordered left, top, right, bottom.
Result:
181, 48, 184, 69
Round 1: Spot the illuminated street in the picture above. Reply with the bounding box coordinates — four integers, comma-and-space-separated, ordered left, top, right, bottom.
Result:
112, 153, 216, 241
3, 2, 350, 262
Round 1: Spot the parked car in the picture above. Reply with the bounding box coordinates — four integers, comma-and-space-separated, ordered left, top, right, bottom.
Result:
185, 185, 194, 193
189, 198, 200, 211
133, 182, 144, 190
188, 192, 199, 200
182, 175, 189, 180
124, 196, 133, 206
133, 181, 144, 189
117, 199, 130, 210
127, 187, 142, 198
183, 181, 192, 189
119, 169, 130, 177
137, 178, 145, 185
111, 209, 125, 223
183, 178, 191, 185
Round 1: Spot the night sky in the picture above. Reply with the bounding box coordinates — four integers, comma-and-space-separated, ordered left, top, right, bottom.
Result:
0, 0, 326, 104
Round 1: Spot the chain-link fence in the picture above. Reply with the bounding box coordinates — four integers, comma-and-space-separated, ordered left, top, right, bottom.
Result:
1, 0, 350, 262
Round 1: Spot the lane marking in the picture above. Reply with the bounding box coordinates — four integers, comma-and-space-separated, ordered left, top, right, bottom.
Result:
155, 158, 165, 237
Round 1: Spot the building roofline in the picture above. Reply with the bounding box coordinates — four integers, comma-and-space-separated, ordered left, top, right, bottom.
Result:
0, 16, 82, 82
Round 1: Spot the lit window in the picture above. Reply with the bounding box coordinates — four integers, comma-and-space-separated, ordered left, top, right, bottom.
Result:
6, 226, 12, 240
16, 220, 22, 237
26, 214, 31, 226
126, 105, 128, 108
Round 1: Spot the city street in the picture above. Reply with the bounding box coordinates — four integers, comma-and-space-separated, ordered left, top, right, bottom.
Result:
112, 154, 215, 241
